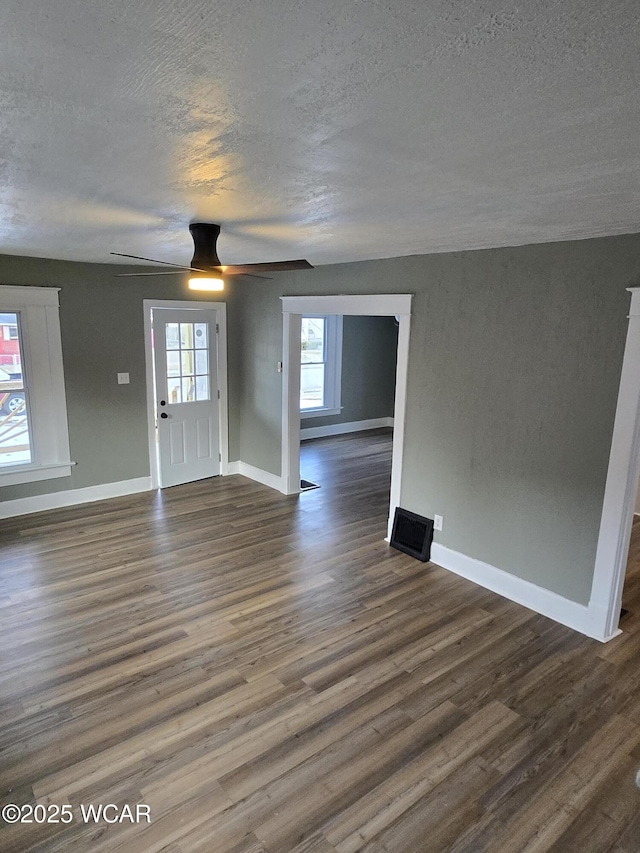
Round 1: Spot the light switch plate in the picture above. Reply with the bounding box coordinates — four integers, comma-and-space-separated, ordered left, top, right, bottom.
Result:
117, 372, 130, 385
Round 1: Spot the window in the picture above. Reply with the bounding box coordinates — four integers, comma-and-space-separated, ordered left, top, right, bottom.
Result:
300, 314, 343, 417
0, 287, 73, 487
0, 313, 31, 467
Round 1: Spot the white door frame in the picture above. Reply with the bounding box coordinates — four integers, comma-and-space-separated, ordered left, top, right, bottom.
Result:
143, 299, 229, 490
588, 287, 640, 640
281, 294, 412, 538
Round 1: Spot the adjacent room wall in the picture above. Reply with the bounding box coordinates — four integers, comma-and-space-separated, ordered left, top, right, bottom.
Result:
235, 233, 640, 605
302, 315, 398, 431
0, 253, 242, 503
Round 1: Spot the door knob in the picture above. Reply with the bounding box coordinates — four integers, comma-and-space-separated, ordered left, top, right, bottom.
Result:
160, 400, 166, 406
160, 412, 168, 419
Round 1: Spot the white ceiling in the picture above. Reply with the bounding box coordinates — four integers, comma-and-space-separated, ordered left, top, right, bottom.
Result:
0, 0, 638, 268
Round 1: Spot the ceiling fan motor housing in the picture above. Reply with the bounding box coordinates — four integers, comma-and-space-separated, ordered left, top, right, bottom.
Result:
189, 222, 222, 270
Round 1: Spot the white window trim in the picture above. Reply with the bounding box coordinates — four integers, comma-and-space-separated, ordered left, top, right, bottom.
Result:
0, 286, 73, 487
300, 314, 343, 419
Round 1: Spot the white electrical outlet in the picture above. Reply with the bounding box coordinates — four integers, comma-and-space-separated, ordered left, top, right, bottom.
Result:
434, 514, 443, 531
117, 372, 130, 385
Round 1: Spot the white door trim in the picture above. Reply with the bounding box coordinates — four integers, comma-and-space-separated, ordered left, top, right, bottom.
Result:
588, 287, 640, 640
281, 294, 412, 538
143, 299, 229, 490
282, 294, 412, 317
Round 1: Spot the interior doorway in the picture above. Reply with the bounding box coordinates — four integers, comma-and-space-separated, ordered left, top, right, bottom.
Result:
143, 299, 229, 490
281, 294, 412, 539
299, 313, 398, 494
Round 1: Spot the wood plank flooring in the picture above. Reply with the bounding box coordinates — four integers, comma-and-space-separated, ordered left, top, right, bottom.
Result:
1, 428, 640, 852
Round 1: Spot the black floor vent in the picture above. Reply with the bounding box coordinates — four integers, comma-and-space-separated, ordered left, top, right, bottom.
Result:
300, 479, 320, 491
390, 508, 434, 562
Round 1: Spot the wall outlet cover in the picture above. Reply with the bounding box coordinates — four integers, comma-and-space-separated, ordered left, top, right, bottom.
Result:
117, 372, 130, 384
434, 514, 443, 531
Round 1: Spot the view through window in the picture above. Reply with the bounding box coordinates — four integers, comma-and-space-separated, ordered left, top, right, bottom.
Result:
300, 316, 327, 410
0, 312, 31, 466
300, 314, 343, 415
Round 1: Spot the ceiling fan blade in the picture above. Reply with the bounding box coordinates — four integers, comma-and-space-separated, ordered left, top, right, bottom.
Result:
115, 271, 188, 277
114, 268, 272, 279
219, 259, 313, 275
110, 252, 205, 271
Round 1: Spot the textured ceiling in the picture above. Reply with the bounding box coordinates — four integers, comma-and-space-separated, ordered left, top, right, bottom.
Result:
0, 0, 639, 267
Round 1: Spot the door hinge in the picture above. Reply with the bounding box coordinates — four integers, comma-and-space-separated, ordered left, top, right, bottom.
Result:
216, 323, 219, 333
219, 453, 222, 461
217, 390, 220, 399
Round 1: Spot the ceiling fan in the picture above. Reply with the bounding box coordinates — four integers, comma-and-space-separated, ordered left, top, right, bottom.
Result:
111, 222, 313, 290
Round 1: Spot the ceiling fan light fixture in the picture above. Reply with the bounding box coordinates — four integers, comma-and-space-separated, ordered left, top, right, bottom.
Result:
188, 276, 224, 292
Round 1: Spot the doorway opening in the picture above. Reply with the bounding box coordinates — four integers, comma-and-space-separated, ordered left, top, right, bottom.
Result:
281, 294, 412, 539
299, 313, 398, 502
143, 299, 229, 490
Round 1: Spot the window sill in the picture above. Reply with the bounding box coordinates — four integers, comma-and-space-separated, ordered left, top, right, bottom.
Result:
300, 407, 341, 420
0, 462, 75, 488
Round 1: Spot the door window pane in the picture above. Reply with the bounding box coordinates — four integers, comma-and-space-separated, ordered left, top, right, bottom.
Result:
0, 312, 32, 466
182, 377, 196, 402
180, 323, 193, 349
167, 377, 182, 404
195, 349, 208, 375
166, 351, 181, 377
194, 324, 208, 348
196, 375, 209, 401
166, 323, 180, 349
181, 350, 194, 376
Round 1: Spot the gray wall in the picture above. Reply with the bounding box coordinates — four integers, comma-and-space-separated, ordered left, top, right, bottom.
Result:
2, 233, 639, 608
235, 233, 640, 605
302, 315, 397, 430
0, 253, 242, 502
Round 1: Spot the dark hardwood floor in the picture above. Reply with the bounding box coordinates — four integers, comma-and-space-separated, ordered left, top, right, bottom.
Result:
1, 428, 640, 852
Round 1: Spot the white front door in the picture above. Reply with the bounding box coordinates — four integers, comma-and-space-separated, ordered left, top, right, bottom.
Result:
152, 308, 220, 488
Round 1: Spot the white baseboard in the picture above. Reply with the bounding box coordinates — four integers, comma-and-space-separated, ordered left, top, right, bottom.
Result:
301, 416, 394, 441
429, 542, 606, 641
226, 461, 285, 493
1, 461, 287, 520
0, 476, 153, 520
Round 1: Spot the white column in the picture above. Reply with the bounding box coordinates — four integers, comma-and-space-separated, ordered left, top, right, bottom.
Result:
589, 288, 640, 640
281, 312, 302, 494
